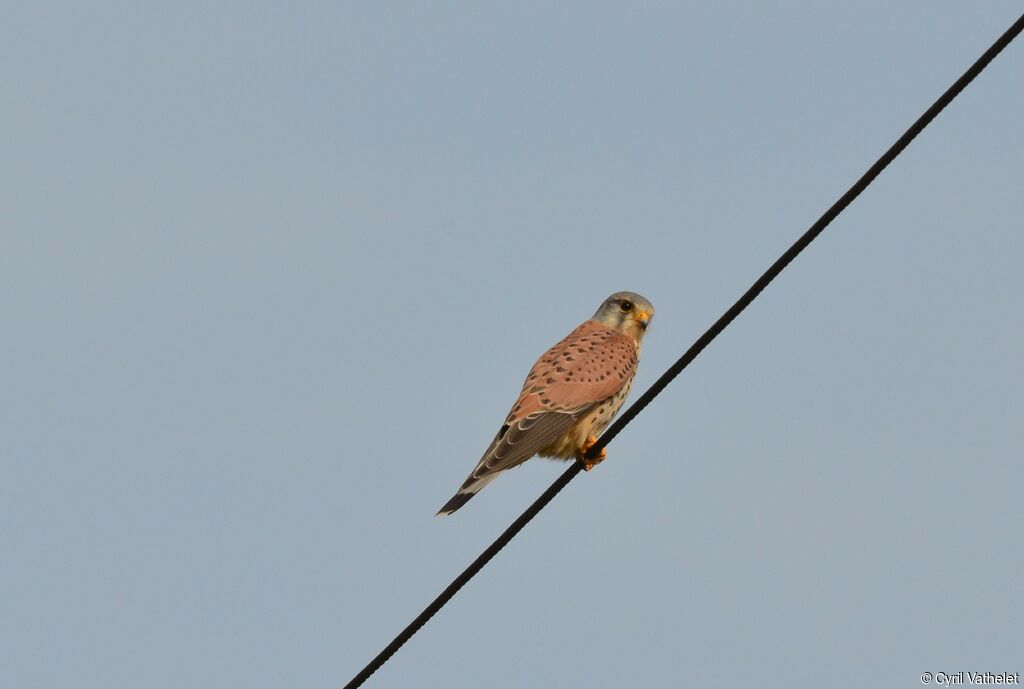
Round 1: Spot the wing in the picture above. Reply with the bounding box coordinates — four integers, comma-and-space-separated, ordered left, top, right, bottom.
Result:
464, 320, 638, 482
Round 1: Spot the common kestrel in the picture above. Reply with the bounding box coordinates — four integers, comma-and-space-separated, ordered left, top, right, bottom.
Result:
438, 291, 654, 515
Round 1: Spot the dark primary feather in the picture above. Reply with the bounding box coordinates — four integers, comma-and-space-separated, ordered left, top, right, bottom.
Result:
469, 408, 589, 482
437, 491, 475, 515
436, 409, 588, 515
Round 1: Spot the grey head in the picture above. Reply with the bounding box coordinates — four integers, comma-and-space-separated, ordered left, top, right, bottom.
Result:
591, 291, 654, 343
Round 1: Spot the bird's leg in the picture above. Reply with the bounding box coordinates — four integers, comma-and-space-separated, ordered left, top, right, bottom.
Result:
579, 435, 607, 471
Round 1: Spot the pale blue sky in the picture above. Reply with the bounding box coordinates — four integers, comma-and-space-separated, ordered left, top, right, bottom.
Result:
2, 3, 1022, 688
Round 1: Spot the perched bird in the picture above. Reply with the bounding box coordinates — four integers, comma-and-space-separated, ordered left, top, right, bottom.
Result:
438, 291, 654, 515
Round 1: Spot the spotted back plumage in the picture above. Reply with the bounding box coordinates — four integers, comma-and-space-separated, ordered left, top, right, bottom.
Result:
438, 314, 645, 515
475, 320, 637, 474
510, 321, 638, 418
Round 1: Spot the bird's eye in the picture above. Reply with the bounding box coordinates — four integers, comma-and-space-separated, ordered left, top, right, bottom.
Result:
620, 300, 633, 312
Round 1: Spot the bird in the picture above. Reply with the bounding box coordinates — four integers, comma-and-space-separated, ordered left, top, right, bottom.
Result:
438, 291, 654, 515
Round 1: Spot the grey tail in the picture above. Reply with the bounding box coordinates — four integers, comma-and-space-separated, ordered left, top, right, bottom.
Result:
436, 490, 477, 516
436, 473, 499, 516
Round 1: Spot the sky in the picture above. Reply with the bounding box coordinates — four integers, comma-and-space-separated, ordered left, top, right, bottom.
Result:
2, 3, 1022, 688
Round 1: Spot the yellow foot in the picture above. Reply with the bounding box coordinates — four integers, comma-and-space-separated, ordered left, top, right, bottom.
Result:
579, 435, 607, 471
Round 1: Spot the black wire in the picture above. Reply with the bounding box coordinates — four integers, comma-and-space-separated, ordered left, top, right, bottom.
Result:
343, 14, 1024, 689
591, 11, 1024, 457
342, 463, 582, 689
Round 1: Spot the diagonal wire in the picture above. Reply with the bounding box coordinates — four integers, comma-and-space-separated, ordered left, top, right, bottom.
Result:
343, 13, 1024, 689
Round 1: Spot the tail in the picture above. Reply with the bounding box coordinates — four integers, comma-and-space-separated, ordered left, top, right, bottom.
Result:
436, 473, 499, 516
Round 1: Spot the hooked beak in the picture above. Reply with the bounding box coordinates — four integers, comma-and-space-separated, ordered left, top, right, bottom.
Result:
635, 311, 650, 330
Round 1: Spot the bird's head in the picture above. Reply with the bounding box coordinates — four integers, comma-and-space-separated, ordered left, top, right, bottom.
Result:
592, 291, 654, 344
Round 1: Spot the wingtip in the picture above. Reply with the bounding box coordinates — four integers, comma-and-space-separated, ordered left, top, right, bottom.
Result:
436, 491, 476, 516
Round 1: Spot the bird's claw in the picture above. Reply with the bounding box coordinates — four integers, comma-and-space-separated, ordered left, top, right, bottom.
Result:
579, 436, 607, 471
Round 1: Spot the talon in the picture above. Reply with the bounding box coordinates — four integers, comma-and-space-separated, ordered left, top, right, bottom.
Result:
579, 436, 607, 471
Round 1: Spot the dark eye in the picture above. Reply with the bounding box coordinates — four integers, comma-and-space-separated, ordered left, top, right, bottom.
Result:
619, 300, 633, 312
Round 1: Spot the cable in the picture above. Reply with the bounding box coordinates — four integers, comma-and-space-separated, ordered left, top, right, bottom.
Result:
343, 13, 1024, 689
343, 463, 582, 689
591, 11, 1024, 457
